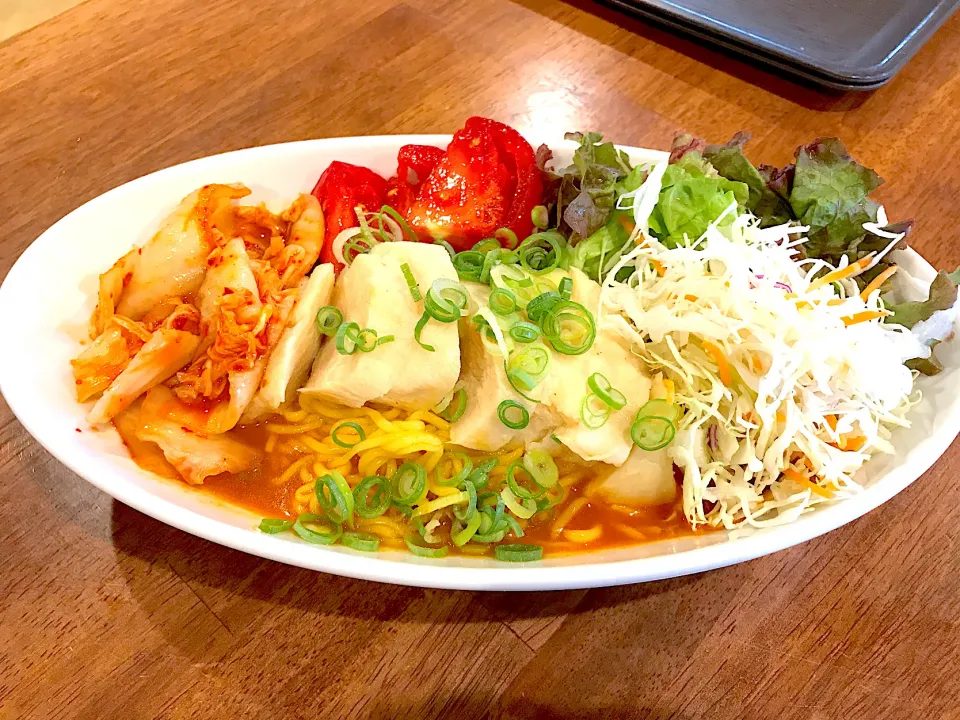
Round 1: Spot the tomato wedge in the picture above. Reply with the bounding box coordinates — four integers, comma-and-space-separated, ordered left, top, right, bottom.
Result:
311, 161, 387, 270
406, 118, 541, 251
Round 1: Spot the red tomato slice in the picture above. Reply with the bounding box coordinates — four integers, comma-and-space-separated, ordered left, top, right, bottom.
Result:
311, 161, 387, 270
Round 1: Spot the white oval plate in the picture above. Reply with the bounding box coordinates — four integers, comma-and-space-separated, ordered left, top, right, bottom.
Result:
2, 135, 959, 591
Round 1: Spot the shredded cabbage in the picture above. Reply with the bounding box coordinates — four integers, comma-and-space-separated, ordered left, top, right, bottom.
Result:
601, 202, 929, 530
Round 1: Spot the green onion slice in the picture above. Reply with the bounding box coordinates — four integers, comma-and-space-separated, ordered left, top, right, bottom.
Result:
404, 535, 449, 558
425, 279, 469, 323
453, 479, 478, 522
525, 291, 562, 324
638, 398, 681, 424
588, 372, 627, 410
414, 311, 435, 352
315, 306, 343, 336
335, 320, 361, 355
508, 321, 540, 343
440, 387, 467, 423
293, 514, 343, 545
453, 251, 485, 282
401, 262, 422, 302
504, 361, 541, 404
494, 228, 520, 250
452, 510, 483, 546
315, 471, 354, 524
494, 543, 543, 562
356, 328, 378, 352
540, 299, 596, 356
580, 392, 612, 429
489, 287, 518, 316
353, 475, 391, 519
506, 459, 545, 500
331, 421, 366, 448
391, 462, 426, 506
630, 415, 677, 451
531, 205, 549, 230
341, 531, 380, 552
258, 518, 294, 534
472, 238, 501, 253
377, 334, 395, 346
518, 232, 565, 276
497, 400, 530, 429
500, 486, 537, 519
522, 449, 559, 489
558, 276, 573, 299
380, 205, 418, 242
502, 513, 525, 539
435, 452, 473, 487
433, 237, 456, 259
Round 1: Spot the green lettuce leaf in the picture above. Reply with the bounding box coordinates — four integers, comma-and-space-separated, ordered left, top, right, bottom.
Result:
703, 133, 793, 227
558, 132, 634, 239
789, 138, 884, 260
886, 271, 958, 328
648, 153, 749, 247
571, 216, 631, 282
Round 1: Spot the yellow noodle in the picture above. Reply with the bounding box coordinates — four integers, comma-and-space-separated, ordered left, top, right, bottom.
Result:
550, 497, 589, 539
615, 524, 648, 541
274, 455, 312, 486
564, 525, 603, 543
264, 434, 278, 453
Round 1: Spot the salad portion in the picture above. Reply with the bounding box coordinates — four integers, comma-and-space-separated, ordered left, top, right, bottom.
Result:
70, 117, 957, 561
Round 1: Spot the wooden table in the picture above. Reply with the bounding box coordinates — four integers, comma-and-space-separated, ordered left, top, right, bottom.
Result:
2, 1, 959, 718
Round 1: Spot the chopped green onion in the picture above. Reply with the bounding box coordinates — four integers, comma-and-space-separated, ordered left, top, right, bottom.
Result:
630, 415, 677, 451
425, 279, 469, 323
489, 287, 518, 316
638, 398, 681, 424
580, 392, 611, 429
588, 372, 627, 410
495, 543, 543, 562
550, 433, 561, 443
522, 449, 559, 489
453, 479, 478, 522
537, 483, 565, 510
495, 228, 520, 249
377, 334, 395, 346
380, 205, 418, 241
353, 475, 391, 518
335, 320, 361, 355
540, 299, 596, 356
401, 262, 422, 302
433, 238, 456, 259
356, 328, 379, 352
525, 291, 562, 324
435, 451, 473, 487
404, 535, 449, 558
315, 472, 354, 524
506, 459, 545, 499
453, 251, 485, 282
473, 238, 501, 253
504, 361, 541, 404
391, 462, 426, 505
519, 232, 565, 275
293, 514, 343, 545
452, 510, 483, 546
509, 345, 550, 377
480, 248, 515, 284
331, 421, 366, 448
414, 311, 435, 352
440, 387, 467, 423
341, 531, 381, 552
500, 486, 537, 518
558, 276, 572, 299
497, 400, 530, 429
508, 321, 540, 343
258, 518, 293, 534
315, 306, 343, 336
531, 205, 549, 230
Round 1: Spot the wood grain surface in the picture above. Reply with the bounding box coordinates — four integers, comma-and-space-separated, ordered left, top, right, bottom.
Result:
2, 1, 959, 718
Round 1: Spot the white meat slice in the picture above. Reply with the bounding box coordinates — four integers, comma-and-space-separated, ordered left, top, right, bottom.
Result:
449, 282, 560, 451
301, 242, 460, 410
590, 446, 677, 507
240, 264, 336, 422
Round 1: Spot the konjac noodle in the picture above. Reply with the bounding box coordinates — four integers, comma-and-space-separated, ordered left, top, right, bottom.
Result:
75, 117, 957, 563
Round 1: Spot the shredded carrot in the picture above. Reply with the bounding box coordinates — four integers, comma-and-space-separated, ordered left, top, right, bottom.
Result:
842, 435, 866, 452
701, 340, 732, 386
859, 265, 898, 301
808, 255, 874, 291
663, 378, 675, 404
783, 468, 833, 498
650, 259, 666, 277
683, 294, 698, 302
826, 298, 846, 306
776, 411, 786, 423
842, 310, 890, 326
825, 414, 838, 431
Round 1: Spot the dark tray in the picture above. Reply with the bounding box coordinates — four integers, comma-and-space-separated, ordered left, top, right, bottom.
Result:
603, 0, 959, 89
